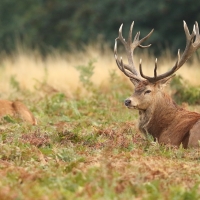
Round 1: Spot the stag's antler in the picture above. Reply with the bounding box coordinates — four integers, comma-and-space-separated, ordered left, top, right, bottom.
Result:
140, 21, 200, 83
114, 21, 154, 84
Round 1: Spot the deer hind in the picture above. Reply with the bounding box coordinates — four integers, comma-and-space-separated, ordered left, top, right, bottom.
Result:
114, 21, 200, 148
0, 100, 37, 125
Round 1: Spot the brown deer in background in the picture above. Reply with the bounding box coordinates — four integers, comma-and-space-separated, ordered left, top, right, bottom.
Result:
114, 21, 200, 148
0, 100, 37, 125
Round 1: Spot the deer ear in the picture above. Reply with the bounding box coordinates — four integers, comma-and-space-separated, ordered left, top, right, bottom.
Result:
130, 78, 140, 86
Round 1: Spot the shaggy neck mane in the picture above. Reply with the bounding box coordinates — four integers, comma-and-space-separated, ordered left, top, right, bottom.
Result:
141, 91, 200, 147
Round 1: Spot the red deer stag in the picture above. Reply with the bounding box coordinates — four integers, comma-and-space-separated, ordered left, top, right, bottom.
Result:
114, 21, 200, 148
0, 100, 37, 125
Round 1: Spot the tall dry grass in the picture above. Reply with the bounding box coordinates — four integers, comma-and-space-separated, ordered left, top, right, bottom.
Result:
0, 44, 200, 99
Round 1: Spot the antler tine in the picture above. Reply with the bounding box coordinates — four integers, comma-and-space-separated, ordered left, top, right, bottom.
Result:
128, 21, 134, 44
139, 59, 159, 81
118, 24, 126, 45
140, 21, 200, 83
114, 39, 141, 82
154, 58, 158, 78
194, 21, 200, 45
139, 29, 154, 48
139, 55, 179, 82
195, 21, 199, 36
120, 57, 142, 81
114, 21, 154, 85
183, 21, 193, 41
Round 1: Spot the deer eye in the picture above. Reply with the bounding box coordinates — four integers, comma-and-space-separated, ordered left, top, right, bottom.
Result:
144, 90, 151, 95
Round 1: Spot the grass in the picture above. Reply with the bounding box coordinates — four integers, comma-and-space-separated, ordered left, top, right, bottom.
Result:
0, 45, 200, 199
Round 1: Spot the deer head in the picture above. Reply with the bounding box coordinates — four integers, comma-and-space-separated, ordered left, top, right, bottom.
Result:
114, 21, 200, 111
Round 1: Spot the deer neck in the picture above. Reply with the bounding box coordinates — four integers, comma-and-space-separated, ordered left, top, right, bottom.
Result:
138, 91, 178, 139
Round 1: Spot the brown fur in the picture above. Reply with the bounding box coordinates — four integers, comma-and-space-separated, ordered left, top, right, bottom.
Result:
0, 100, 37, 125
145, 93, 200, 148
127, 81, 200, 148
115, 21, 200, 148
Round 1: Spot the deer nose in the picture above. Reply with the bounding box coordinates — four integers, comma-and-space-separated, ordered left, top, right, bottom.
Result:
124, 99, 131, 106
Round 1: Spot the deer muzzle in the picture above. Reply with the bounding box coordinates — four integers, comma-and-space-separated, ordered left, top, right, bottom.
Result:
124, 98, 138, 109
124, 99, 131, 106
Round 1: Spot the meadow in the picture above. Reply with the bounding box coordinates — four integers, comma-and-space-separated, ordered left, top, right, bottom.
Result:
0, 44, 200, 199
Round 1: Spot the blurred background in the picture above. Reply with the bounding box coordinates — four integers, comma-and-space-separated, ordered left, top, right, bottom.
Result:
1, 0, 200, 55
0, 0, 200, 102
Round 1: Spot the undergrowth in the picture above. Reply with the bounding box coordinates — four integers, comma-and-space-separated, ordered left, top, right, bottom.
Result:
0, 60, 200, 200
170, 75, 200, 105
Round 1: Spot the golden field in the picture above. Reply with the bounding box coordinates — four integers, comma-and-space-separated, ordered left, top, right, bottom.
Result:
0, 44, 200, 99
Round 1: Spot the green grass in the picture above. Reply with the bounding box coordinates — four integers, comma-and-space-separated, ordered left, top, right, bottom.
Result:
0, 60, 200, 200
